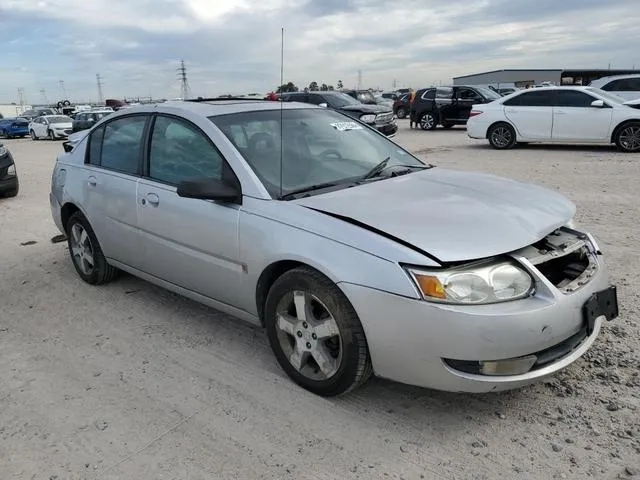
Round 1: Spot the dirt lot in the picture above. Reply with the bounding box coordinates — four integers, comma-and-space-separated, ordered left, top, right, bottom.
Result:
1, 122, 638, 480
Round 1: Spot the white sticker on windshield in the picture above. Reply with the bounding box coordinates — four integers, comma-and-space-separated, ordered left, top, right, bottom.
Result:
330, 122, 362, 131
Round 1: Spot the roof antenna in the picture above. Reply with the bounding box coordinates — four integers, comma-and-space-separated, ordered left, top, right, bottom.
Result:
279, 26, 284, 199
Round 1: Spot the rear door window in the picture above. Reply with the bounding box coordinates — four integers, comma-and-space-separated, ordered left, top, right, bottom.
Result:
99, 115, 147, 174
435, 87, 453, 99
503, 90, 556, 107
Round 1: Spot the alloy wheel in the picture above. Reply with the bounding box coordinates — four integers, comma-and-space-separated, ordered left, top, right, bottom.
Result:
69, 223, 95, 276
491, 126, 513, 148
420, 114, 435, 129
619, 125, 640, 152
275, 290, 342, 380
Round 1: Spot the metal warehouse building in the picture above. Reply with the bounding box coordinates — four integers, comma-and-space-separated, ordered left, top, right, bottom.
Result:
453, 69, 640, 88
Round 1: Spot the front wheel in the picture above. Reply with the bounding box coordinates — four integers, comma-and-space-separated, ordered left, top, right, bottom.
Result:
30, 130, 37, 140
615, 122, 640, 152
488, 123, 517, 149
396, 107, 407, 119
265, 267, 373, 396
66, 212, 119, 285
419, 112, 438, 130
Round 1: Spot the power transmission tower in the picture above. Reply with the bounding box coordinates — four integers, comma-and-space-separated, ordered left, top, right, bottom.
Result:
96, 74, 104, 103
177, 59, 191, 100
59, 80, 66, 99
40, 89, 48, 104
357, 69, 362, 90
17, 88, 26, 106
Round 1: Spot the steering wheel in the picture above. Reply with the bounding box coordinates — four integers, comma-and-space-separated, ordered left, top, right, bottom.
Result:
319, 149, 343, 160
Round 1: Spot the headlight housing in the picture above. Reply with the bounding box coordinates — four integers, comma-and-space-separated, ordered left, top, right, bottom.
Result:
405, 260, 533, 305
359, 114, 376, 123
0, 145, 7, 157
7, 164, 16, 176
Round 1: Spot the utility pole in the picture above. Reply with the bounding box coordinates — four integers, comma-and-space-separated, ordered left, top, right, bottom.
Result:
96, 74, 104, 103
392, 79, 397, 90
357, 69, 362, 90
17, 88, 26, 106
40, 88, 48, 104
177, 59, 191, 100
59, 80, 66, 100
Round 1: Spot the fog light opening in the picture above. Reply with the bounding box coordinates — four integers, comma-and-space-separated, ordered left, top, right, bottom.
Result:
479, 355, 537, 376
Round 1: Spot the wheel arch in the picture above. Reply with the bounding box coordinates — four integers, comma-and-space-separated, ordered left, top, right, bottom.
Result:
486, 120, 517, 139
611, 119, 640, 144
255, 260, 337, 326
60, 202, 82, 232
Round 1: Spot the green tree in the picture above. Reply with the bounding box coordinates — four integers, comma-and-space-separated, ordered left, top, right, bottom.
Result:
320, 83, 329, 91
276, 82, 298, 93
309, 81, 319, 91
328, 85, 334, 91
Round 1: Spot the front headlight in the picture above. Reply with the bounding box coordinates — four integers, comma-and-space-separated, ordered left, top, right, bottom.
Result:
0, 145, 7, 157
7, 164, 16, 176
405, 260, 533, 304
360, 114, 376, 123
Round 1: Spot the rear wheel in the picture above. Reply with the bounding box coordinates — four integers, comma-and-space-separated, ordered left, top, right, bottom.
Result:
66, 211, 119, 285
419, 112, 438, 130
264, 267, 372, 396
396, 107, 407, 119
488, 122, 517, 149
30, 130, 37, 140
615, 122, 640, 152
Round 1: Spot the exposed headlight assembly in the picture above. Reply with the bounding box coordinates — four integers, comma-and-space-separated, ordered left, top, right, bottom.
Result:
7, 164, 16, 176
405, 260, 533, 305
0, 145, 7, 157
359, 114, 376, 123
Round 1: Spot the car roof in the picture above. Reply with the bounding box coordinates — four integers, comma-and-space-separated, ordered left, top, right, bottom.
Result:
125, 99, 319, 117
591, 74, 640, 84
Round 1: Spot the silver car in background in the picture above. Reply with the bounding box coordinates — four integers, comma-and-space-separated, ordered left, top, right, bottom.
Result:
50, 99, 618, 396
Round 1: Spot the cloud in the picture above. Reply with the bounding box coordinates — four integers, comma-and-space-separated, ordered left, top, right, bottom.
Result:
0, 0, 638, 103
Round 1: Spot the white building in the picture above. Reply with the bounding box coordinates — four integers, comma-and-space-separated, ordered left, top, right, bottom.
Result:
0, 104, 32, 118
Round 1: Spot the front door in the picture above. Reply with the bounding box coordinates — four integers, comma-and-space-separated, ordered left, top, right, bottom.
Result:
455, 87, 485, 122
137, 114, 244, 307
551, 90, 613, 142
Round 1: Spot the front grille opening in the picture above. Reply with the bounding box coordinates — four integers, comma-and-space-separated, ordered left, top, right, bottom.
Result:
535, 247, 589, 290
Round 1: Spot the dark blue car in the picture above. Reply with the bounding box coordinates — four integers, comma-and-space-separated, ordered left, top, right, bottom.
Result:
0, 117, 29, 138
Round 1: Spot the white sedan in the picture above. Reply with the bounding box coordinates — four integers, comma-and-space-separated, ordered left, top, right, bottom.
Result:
29, 115, 74, 140
467, 87, 640, 152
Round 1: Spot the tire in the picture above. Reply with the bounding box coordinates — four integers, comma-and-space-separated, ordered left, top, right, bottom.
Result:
442, 123, 455, 129
48, 130, 55, 141
615, 122, 640, 153
63, 100, 71, 106
30, 130, 37, 140
66, 211, 119, 285
264, 267, 373, 396
419, 112, 438, 130
396, 107, 407, 119
487, 122, 517, 149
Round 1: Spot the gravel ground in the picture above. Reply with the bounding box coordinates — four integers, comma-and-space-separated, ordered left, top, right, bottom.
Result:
1, 121, 638, 480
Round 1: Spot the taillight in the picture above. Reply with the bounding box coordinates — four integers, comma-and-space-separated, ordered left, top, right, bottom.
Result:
469, 110, 483, 117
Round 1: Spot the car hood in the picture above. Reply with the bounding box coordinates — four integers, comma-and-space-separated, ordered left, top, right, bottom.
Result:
340, 104, 391, 114
295, 168, 575, 263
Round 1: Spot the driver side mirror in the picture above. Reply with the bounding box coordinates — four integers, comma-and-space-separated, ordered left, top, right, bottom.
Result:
590, 99, 606, 108
318, 103, 328, 108
177, 178, 242, 204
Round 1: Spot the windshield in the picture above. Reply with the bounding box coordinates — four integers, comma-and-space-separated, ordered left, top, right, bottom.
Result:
475, 87, 502, 101
48, 115, 72, 123
356, 92, 377, 104
326, 92, 361, 107
586, 87, 625, 105
210, 109, 425, 198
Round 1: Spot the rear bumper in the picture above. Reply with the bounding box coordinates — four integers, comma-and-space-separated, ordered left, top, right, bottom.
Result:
466, 119, 490, 139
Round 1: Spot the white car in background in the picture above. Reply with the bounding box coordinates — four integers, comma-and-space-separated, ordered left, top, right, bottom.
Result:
29, 115, 74, 140
589, 74, 640, 101
467, 87, 640, 152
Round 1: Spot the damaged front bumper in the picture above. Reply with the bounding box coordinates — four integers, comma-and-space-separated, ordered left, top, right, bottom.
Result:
339, 228, 618, 393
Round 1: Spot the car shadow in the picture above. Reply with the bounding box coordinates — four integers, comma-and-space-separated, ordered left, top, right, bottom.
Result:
464, 142, 621, 153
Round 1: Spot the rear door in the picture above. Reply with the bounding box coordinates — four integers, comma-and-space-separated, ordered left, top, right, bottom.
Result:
81, 114, 148, 267
551, 90, 613, 142
434, 87, 455, 122
136, 114, 243, 306
503, 90, 554, 140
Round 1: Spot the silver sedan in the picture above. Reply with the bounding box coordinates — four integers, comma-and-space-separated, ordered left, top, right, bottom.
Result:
50, 99, 619, 396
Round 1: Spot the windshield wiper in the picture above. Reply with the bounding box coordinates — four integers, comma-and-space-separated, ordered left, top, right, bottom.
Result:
362, 158, 434, 180
279, 181, 349, 200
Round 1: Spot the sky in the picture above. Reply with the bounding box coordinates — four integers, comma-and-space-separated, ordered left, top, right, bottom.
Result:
1, 0, 639, 104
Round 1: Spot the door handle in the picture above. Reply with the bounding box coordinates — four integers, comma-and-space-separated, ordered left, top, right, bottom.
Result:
145, 193, 160, 206
88, 176, 97, 187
